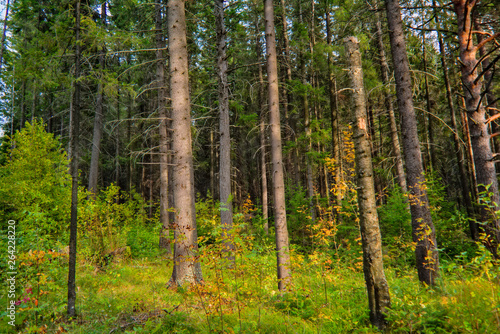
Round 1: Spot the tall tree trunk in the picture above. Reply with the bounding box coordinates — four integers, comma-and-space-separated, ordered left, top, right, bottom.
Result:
67, 0, 81, 318
156, 0, 172, 253
453, 0, 500, 253
345, 36, 391, 330
325, 3, 342, 213
210, 128, 216, 197
215, 0, 234, 254
432, 0, 475, 236
302, 60, 315, 222
256, 17, 269, 235
88, 2, 107, 195
31, 83, 37, 122
422, 37, 436, 171
279, 0, 297, 186
258, 64, 269, 235
264, 0, 291, 291
475, 18, 499, 154
115, 87, 120, 187
127, 86, 133, 191
20, 80, 26, 129
0, 0, 10, 71
168, 0, 202, 285
385, 0, 439, 285
374, 10, 407, 193
299, 3, 315, 223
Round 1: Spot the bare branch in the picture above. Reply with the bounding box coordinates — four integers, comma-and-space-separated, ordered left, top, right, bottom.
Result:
474, 32, 500, 53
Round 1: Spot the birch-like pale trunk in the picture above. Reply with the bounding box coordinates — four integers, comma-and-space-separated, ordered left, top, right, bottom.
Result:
345, 36, 391, 330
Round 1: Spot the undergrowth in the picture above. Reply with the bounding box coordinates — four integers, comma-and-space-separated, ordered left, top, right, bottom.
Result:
1, 123, 499, 333
1, 227, 499, 333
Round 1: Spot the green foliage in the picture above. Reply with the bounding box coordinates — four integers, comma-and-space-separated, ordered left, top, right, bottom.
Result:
285, 184, 311, 249
379, 174, 476, 267
426, 173, 475, 258
79, 184, 150, 264
273, 292, 315, 320
378, 187, 414, 268
126, 224, 159, 259
195, 193, 221, 243
0, 120, 70, 250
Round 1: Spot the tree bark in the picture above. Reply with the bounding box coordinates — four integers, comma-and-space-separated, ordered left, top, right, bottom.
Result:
385, 0, 439, 285
88, 2, 107, 195
475, 18, 499, 154
215, 0, 234, 253
255, 16, 269, 235
258, 64, 269, 235
264, 0, 291, 291
115, 86, 120, 187
302, 59, 315, 222
20, 80, 26, 129
345, 36, 391, 330
422, 37, 436, 171
374, 10, 407, 193
453, 0, 500, 253
67, 0, 81, 318
0, 0, 10, 71
156, 0, 172, 253
168, 0, 202, 285
299, 3, 315, 223
432, 0, 475, 237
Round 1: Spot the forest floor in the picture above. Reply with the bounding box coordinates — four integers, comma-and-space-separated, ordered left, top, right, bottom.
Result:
9, 246, 498, 334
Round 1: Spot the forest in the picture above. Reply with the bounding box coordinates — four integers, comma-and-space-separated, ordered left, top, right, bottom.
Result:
0, 0, 499, 332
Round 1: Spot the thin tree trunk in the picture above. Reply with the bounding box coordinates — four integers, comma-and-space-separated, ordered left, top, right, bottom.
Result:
374, 10, 407, 193
115, 87, 120, 187
453, 0, 500, 253
31, 83, 37, 122
20, 80, 25, 129
156, 0, 172, 253
302, 61, 315, 222
0, 0, 10, 71
422, 38, 435, 171
88, 2, 107, 195
215, 0, 234, 254
127, 87, 132, 191
149, 161, 153, 219
299, 3, 315, 223
168, 0, 202, 285
67, 0, 81, 318
210, 128, 216, 197
345, 36, 391, 330
258, 65, 269, 235
264, 0, 291, 291
385, 0, 439, 285
256, 18, 269, 235
279, 0, 296, 185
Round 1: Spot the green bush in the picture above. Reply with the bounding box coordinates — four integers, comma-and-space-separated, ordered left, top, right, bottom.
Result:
79, 184, 151, 263
0, 120, 70, 251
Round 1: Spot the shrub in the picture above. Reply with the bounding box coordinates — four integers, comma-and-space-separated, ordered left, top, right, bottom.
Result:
0, 120, 70, 251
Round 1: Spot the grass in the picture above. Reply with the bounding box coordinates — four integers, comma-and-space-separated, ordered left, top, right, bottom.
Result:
2, 244, 499, 334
